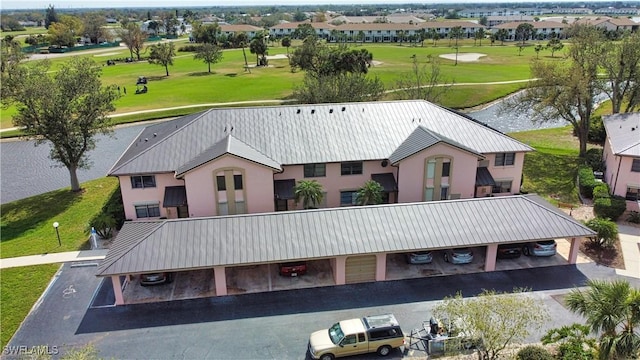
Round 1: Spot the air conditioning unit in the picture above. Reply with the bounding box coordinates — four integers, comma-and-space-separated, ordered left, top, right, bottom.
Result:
478, 160, 489, 167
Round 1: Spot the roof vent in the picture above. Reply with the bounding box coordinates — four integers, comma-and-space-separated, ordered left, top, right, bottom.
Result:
341, 107, 346, 111
153, 133, 157, 137
329, 109, 333, 113
230, 126, 234, 132
224, 126, 227, 132
297, 109, 301, 114
311, 109, 315, 114
144, 138, 148, 142
381, 160, 389, 167
632, 127, 636, 131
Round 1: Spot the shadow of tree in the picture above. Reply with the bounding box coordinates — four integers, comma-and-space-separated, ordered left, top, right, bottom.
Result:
1, 189, 82, 243
225, 73, 237, 77
522, 152, 581, 203
188, 72, 216, 77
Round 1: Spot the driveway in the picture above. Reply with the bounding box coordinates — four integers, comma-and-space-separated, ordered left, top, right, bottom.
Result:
7, 260, 639, 359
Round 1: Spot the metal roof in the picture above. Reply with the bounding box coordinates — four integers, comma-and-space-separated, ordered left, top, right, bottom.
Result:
475, 167, 496, 186
96, 195, 595, 277
603, 113, 640, 157
108, 100, 533, 176
388, 126, 483, 164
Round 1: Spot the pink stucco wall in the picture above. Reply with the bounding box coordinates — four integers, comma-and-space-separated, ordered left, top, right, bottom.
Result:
485, 152, 526, 195
603, 138, 640, 211
119, 173, 184, 220
396, 143, 479, 203
274, 160, 396, 208
182, 155, 276, 217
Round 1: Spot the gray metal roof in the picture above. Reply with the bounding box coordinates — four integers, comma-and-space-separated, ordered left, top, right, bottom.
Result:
96, 195, 595, 276
475, 167, 496, 186
389, 126, 484, 164
108, 100, 533, 176
175, 134, 282, 176
603, 113, 640, 157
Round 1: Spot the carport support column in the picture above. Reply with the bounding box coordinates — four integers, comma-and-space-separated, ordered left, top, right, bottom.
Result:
334, 256, 347, 285
111, 276, 125, 305
375, 253, 387, 281
568, 237, 580, 264
213, 266, 227, 296
484, 244, 498, 272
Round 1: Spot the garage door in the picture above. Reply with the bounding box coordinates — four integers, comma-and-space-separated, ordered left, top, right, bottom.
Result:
345, 255, 376, 284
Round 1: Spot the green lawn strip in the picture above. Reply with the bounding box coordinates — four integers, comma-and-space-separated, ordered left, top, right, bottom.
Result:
509, 126, 588, 205
0, 264, 60, 350
0, 177, 119, 258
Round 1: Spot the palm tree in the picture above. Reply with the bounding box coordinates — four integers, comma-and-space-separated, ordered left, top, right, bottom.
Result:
356, 180, 384, 205
294, 180, 324, 209
565, 279, 640, 360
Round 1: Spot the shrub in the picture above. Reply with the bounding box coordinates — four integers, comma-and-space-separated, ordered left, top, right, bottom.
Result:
593, 195, 627, 221
588, 115, 606, 145
585, 217, 618, 248
516, 345, 553, 360
627, 211, 640, 224
592, 183, 610, 199
584, 148, 605, 172
86, 185, 125, 239
578, 166, 598, 198
179, 44, 202, 52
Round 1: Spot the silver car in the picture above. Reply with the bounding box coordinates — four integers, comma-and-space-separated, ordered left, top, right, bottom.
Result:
444, 248, 474, 264
522, 240, 557, 257
406, 251, 434, 264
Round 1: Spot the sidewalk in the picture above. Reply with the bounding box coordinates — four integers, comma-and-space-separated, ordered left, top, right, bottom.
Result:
615, 224, 640, 279
0, 249, 108, 269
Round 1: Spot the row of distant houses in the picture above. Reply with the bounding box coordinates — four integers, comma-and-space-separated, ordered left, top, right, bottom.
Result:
458, 7, 640, 17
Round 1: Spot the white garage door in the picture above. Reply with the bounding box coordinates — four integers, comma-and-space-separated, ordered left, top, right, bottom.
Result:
345, 255, 376, 284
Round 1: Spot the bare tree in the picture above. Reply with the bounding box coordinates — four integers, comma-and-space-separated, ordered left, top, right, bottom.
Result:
598, 31, 640, 113
395, 54, 453, 104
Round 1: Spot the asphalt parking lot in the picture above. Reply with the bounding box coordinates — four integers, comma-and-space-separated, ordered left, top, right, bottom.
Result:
7, 258, 637, 360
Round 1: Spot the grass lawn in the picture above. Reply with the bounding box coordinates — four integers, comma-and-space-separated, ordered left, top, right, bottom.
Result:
0, 264, 60, 349
1, 41, 547, 129
0, 177, 120, 258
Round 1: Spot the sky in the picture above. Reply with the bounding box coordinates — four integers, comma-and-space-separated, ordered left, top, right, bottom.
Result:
1, 0, 602, 10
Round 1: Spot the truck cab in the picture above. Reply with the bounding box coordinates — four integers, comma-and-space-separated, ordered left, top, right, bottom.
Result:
308, 314, 405, 360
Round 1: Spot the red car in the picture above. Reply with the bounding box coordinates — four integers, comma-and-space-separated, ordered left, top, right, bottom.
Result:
278, 261, 307, 277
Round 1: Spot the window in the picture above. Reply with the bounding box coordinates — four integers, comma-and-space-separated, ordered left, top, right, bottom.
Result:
495, 153, 515, 166
442, 162, 451, 177
424, 187, 434, 201
440, 186, 449, 200
492, 180, 512, 193
632, 159, 640, 172
131, 175, 156, 189
342, 335, 356, 345
341, 162, 363, 175
217, 175, 243, 190
135, 204, 160, 218
426, 160, 436, 179
340, 191, 357, 206
304, 163, 326, 177
626, 186, 640, 201
358, 333, 366, 342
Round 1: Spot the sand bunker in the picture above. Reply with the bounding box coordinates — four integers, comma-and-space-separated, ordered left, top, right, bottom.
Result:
439, 53, 486, 62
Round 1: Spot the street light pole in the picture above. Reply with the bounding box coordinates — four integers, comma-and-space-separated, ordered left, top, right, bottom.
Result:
53, 222, 61, 246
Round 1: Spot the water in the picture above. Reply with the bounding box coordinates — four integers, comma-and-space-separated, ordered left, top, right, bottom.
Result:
0, 100, 571, 204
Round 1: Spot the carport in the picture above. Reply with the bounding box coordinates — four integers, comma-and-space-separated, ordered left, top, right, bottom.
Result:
97, 195, 595, 305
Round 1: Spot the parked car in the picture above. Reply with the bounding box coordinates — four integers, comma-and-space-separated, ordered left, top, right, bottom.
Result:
443, 248, 474, 264
278, 261, 307, 277
497, 243, 522, 259
522, 240, 557, 257
406, 251, 434, 264
308, 314, 405, 360
140, 272, 173, 286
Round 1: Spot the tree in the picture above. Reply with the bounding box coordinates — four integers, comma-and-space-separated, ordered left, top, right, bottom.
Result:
534, 44, 543, 59
479, 16, 488, 26
292, 23, 315, 40
449, 26, 463, 65
289, 37, 373, 77
294, 180, 324, 209
233, 32, 250, 72
598, 31, 640, 113
82, 13, 108, 44
292, 72, 384, 104
502, 24, 604, 157
434, 289, 549, 360
118, 22, 147, 61
546, 38, 564, 58
44, 4, 59, 29
515, 23, 534, 46
474, 28, 486, 46
249, 34, 268, 66
395, 54, 453, 104
494, 28, 509, 45
148, 42, 176, 76
1, 36, 26, 74
293, 9, 307, 22
147, 20, 160, 36
162, 12, 179, 36
356, 180, 383, 205
192, 22, 220, 44
357, 30, 365, 45
48, 22, 76, 47
565, 279, 640, 360
281, 36, 291, 55
194, 43, 223, 73
2, 58, 119, 192
541, 324, 598, 359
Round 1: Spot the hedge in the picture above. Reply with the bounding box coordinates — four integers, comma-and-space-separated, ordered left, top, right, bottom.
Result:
593, 195, 627, 221
592, 183, 610, 199
578, 166, 598, 198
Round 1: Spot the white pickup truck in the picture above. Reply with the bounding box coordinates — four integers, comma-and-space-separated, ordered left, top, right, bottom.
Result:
308, 314, 405, 360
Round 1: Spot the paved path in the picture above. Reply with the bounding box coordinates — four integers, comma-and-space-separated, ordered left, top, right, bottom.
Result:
0, 250, 108, 269
615, 224, 640, 278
